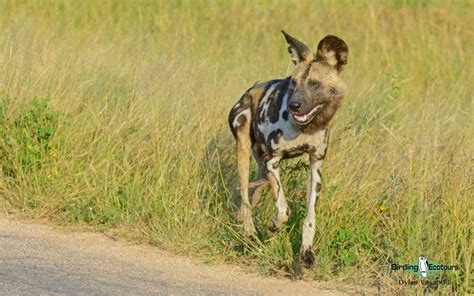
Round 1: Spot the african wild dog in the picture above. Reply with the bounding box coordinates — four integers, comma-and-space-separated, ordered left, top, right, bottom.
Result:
228, 31, 348, 268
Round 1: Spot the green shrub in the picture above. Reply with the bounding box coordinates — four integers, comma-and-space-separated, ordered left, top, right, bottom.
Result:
0, 98, 59, 178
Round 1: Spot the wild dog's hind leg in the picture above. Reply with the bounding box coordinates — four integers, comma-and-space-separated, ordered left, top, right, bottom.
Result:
266, 157, 290, 231
234, 115, 257, 236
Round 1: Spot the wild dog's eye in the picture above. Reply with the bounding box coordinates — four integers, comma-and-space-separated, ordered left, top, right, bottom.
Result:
307, 80, 321, 88
329, 87, 337, 96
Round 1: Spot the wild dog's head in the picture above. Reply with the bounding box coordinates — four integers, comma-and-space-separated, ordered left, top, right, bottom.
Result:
282, 31, 348, 128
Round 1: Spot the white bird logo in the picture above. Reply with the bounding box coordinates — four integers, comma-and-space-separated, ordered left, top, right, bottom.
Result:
418, 255, 429, 277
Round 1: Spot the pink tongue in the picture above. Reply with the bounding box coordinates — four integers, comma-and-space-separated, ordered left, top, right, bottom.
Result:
294, 104, 322, 122
294, 114, 307, 121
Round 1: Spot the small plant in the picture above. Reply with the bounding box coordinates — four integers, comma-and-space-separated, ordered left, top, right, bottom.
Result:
331, 228, 357, 268
0, 98, 59, 178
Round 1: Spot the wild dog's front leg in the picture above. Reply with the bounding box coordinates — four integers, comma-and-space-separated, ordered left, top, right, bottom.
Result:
300, 153, 323, 268
266, 157, 290, 231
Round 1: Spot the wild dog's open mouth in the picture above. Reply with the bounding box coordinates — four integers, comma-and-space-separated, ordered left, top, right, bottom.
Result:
292, 104, 324, 125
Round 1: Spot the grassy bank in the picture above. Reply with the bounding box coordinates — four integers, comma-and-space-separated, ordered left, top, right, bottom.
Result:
0, 0, 472, 293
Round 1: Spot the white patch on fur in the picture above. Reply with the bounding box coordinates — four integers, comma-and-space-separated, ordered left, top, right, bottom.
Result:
232, 109, 251, 129
258, 84, 278, 119
260, 117, 327, 154
279, 92, 289, 119
266, 156, 289, 220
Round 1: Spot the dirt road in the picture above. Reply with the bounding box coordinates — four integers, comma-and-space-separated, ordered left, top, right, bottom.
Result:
0, 217, 367, 295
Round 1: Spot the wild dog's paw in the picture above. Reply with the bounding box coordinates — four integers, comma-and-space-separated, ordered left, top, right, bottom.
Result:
242, 219, 257, 237
236, 207, 257, 237
236, 206, 252, 222
267, 208, 291, 232
300, 246, 315, 268
267, 217, 283, 232
267, 215, 287, 232
235, 208, 245, 222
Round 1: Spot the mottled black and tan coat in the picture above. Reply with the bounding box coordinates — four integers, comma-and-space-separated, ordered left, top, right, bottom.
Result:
228, 31, 349, 268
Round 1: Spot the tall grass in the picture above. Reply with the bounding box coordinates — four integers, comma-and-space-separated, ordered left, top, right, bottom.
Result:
0, 0, 472, 293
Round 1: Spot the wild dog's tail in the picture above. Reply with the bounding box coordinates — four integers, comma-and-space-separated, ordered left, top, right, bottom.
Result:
249, 178, 269, 209
249, 179, 269, 189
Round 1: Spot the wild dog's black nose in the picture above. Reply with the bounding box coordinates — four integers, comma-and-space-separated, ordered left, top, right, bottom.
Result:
288, 101, 301, 112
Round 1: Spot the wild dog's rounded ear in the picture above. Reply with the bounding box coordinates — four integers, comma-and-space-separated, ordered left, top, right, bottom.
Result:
315, 35, 348, 73
281, 30, 314, 65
